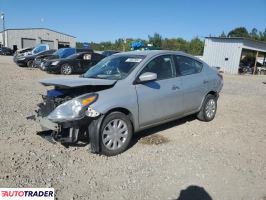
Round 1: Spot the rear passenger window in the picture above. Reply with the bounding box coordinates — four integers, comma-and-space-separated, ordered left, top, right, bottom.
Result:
175, 56, 203, 76
140, 55, 174, 80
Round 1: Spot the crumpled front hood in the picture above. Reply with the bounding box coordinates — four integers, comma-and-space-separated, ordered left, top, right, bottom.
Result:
39, 77, 117, 88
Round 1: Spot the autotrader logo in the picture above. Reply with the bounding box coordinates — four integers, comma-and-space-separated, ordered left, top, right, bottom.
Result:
0, 188, 54, 199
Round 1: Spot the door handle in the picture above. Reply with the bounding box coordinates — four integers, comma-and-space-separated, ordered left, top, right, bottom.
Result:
203, 80, 209, 84
172, 85, 180, 90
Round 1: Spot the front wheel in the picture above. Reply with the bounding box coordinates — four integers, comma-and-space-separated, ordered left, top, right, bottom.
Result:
61, 64, 72, 75
100, 112, 133, 156
197, 94, 217, 122
27, 60, 34, 67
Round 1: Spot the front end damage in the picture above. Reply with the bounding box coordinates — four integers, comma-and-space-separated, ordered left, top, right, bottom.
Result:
28, 77, 116, 153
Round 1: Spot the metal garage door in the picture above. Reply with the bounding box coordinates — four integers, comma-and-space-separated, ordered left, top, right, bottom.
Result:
41, 40, 54, 49
21, 38, 36, 48
58, 42, 70, 49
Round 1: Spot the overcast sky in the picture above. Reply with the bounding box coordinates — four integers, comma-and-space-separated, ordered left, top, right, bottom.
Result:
0, 0, 265, 42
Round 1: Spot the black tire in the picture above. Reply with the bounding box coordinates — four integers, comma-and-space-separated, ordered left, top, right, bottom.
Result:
61, 64, 72, 75
197, 94, 217, 122
100, 112, 133, 156
27, 60, 33, 67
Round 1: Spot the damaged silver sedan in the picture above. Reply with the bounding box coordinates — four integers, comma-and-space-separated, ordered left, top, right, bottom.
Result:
30, 50, 223, 156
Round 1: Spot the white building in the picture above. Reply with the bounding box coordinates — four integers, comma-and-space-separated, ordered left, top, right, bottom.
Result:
203, 37, 266, 74
0, 28, 76, 51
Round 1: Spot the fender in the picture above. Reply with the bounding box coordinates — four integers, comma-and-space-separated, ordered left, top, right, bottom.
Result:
88, 115, 105, 153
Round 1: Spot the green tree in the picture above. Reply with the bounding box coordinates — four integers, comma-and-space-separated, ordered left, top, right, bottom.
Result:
220, 31, 226, 37
76, 42, 84, 48
259, 28, 266, 41
148, 33, 162, 48
188, 37, 204, 55
162, 38, 177, 50
227, 27, 250, 38
175, 38, 189, 52
250, 28, 259, 40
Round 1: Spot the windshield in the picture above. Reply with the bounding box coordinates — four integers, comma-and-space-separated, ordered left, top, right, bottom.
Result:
53, 48, 64, 56
33, 45, 47, 54
53, 48, 76, 58
84, 55, 145, 80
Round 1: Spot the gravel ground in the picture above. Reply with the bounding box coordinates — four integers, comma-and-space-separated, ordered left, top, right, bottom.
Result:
0, 55, 266, 200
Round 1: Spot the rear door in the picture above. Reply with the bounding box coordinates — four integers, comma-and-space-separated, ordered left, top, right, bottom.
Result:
135, 55, 184, 127
174, 55, 207, 114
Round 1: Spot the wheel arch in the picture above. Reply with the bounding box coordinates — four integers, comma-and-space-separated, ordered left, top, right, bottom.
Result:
89, 106, 136, 155
199, 90, 219, 111
207, 90, 218, 98
104, 107, 135, 132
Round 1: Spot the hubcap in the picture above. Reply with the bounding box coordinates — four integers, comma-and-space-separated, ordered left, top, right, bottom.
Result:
62, 65, 71, 74
205, 99, 216, 118
28, 61, 33, 67
102, 119, 128, 150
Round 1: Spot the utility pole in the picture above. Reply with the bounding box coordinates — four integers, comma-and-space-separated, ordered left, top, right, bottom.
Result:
253, 51, 259, 75
1, 13, 5, 47
123, 38, 126, 52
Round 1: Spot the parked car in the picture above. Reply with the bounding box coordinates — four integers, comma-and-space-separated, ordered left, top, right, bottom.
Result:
15, 44, 49, 58
41, 52, 105, 75
0, 47, 13, 55
14, 44, 50, 66
30, 50, 223, 156
102, 50, 119, 57
238, 61, 262, 74
35, 48, 93, 69
14, 49, 56, 67
13, 47, 33, 59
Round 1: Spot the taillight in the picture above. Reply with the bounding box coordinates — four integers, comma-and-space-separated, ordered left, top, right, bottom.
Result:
218, 73, 223, 80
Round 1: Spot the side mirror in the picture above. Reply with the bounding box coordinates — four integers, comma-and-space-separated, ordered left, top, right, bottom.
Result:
138, 72, 157, 83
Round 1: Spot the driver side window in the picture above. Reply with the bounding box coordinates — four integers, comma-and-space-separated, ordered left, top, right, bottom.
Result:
140, 55, 175, 80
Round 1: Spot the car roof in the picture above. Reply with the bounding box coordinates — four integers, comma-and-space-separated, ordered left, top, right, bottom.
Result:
117, 50, 199, 59
117, 50, 188, 56
114, 50, 205, 65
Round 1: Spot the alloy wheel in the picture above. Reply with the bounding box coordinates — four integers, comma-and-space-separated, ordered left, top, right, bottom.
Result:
205, 99, 216, 119
62, 64, 72, 75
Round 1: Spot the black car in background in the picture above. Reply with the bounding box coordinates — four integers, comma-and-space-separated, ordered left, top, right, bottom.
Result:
102, 50, 119, 57
41, 52, 105, 75
34, 48, 93, 68
0, 47, 13, 55
14, 49, 56, 67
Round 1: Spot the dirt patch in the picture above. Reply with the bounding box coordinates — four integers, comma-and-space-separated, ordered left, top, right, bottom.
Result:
0, 56, 266, 200
139, 134, 170, 145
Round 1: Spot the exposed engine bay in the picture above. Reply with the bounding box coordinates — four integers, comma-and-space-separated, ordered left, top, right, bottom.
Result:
28, 77, 116, 152
37, 85, 111, 118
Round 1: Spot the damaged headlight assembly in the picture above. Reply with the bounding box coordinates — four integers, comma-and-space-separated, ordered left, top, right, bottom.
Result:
47, 93, 99, 123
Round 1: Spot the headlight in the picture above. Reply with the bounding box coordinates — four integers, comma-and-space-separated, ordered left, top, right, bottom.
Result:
18, 57, 26, 60
51, 61, 60, 65
47, 94, 98, 122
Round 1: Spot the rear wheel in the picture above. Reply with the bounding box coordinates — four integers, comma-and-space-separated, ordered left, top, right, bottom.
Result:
100, 112, 133, 156
197, 94, 217, 122
61, 64, 72, 75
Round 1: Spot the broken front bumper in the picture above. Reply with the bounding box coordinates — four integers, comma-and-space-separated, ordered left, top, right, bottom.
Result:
39, 117, 59, 131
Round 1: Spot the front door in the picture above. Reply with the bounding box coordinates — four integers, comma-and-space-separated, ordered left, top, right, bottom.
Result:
135, 55, 184, 127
